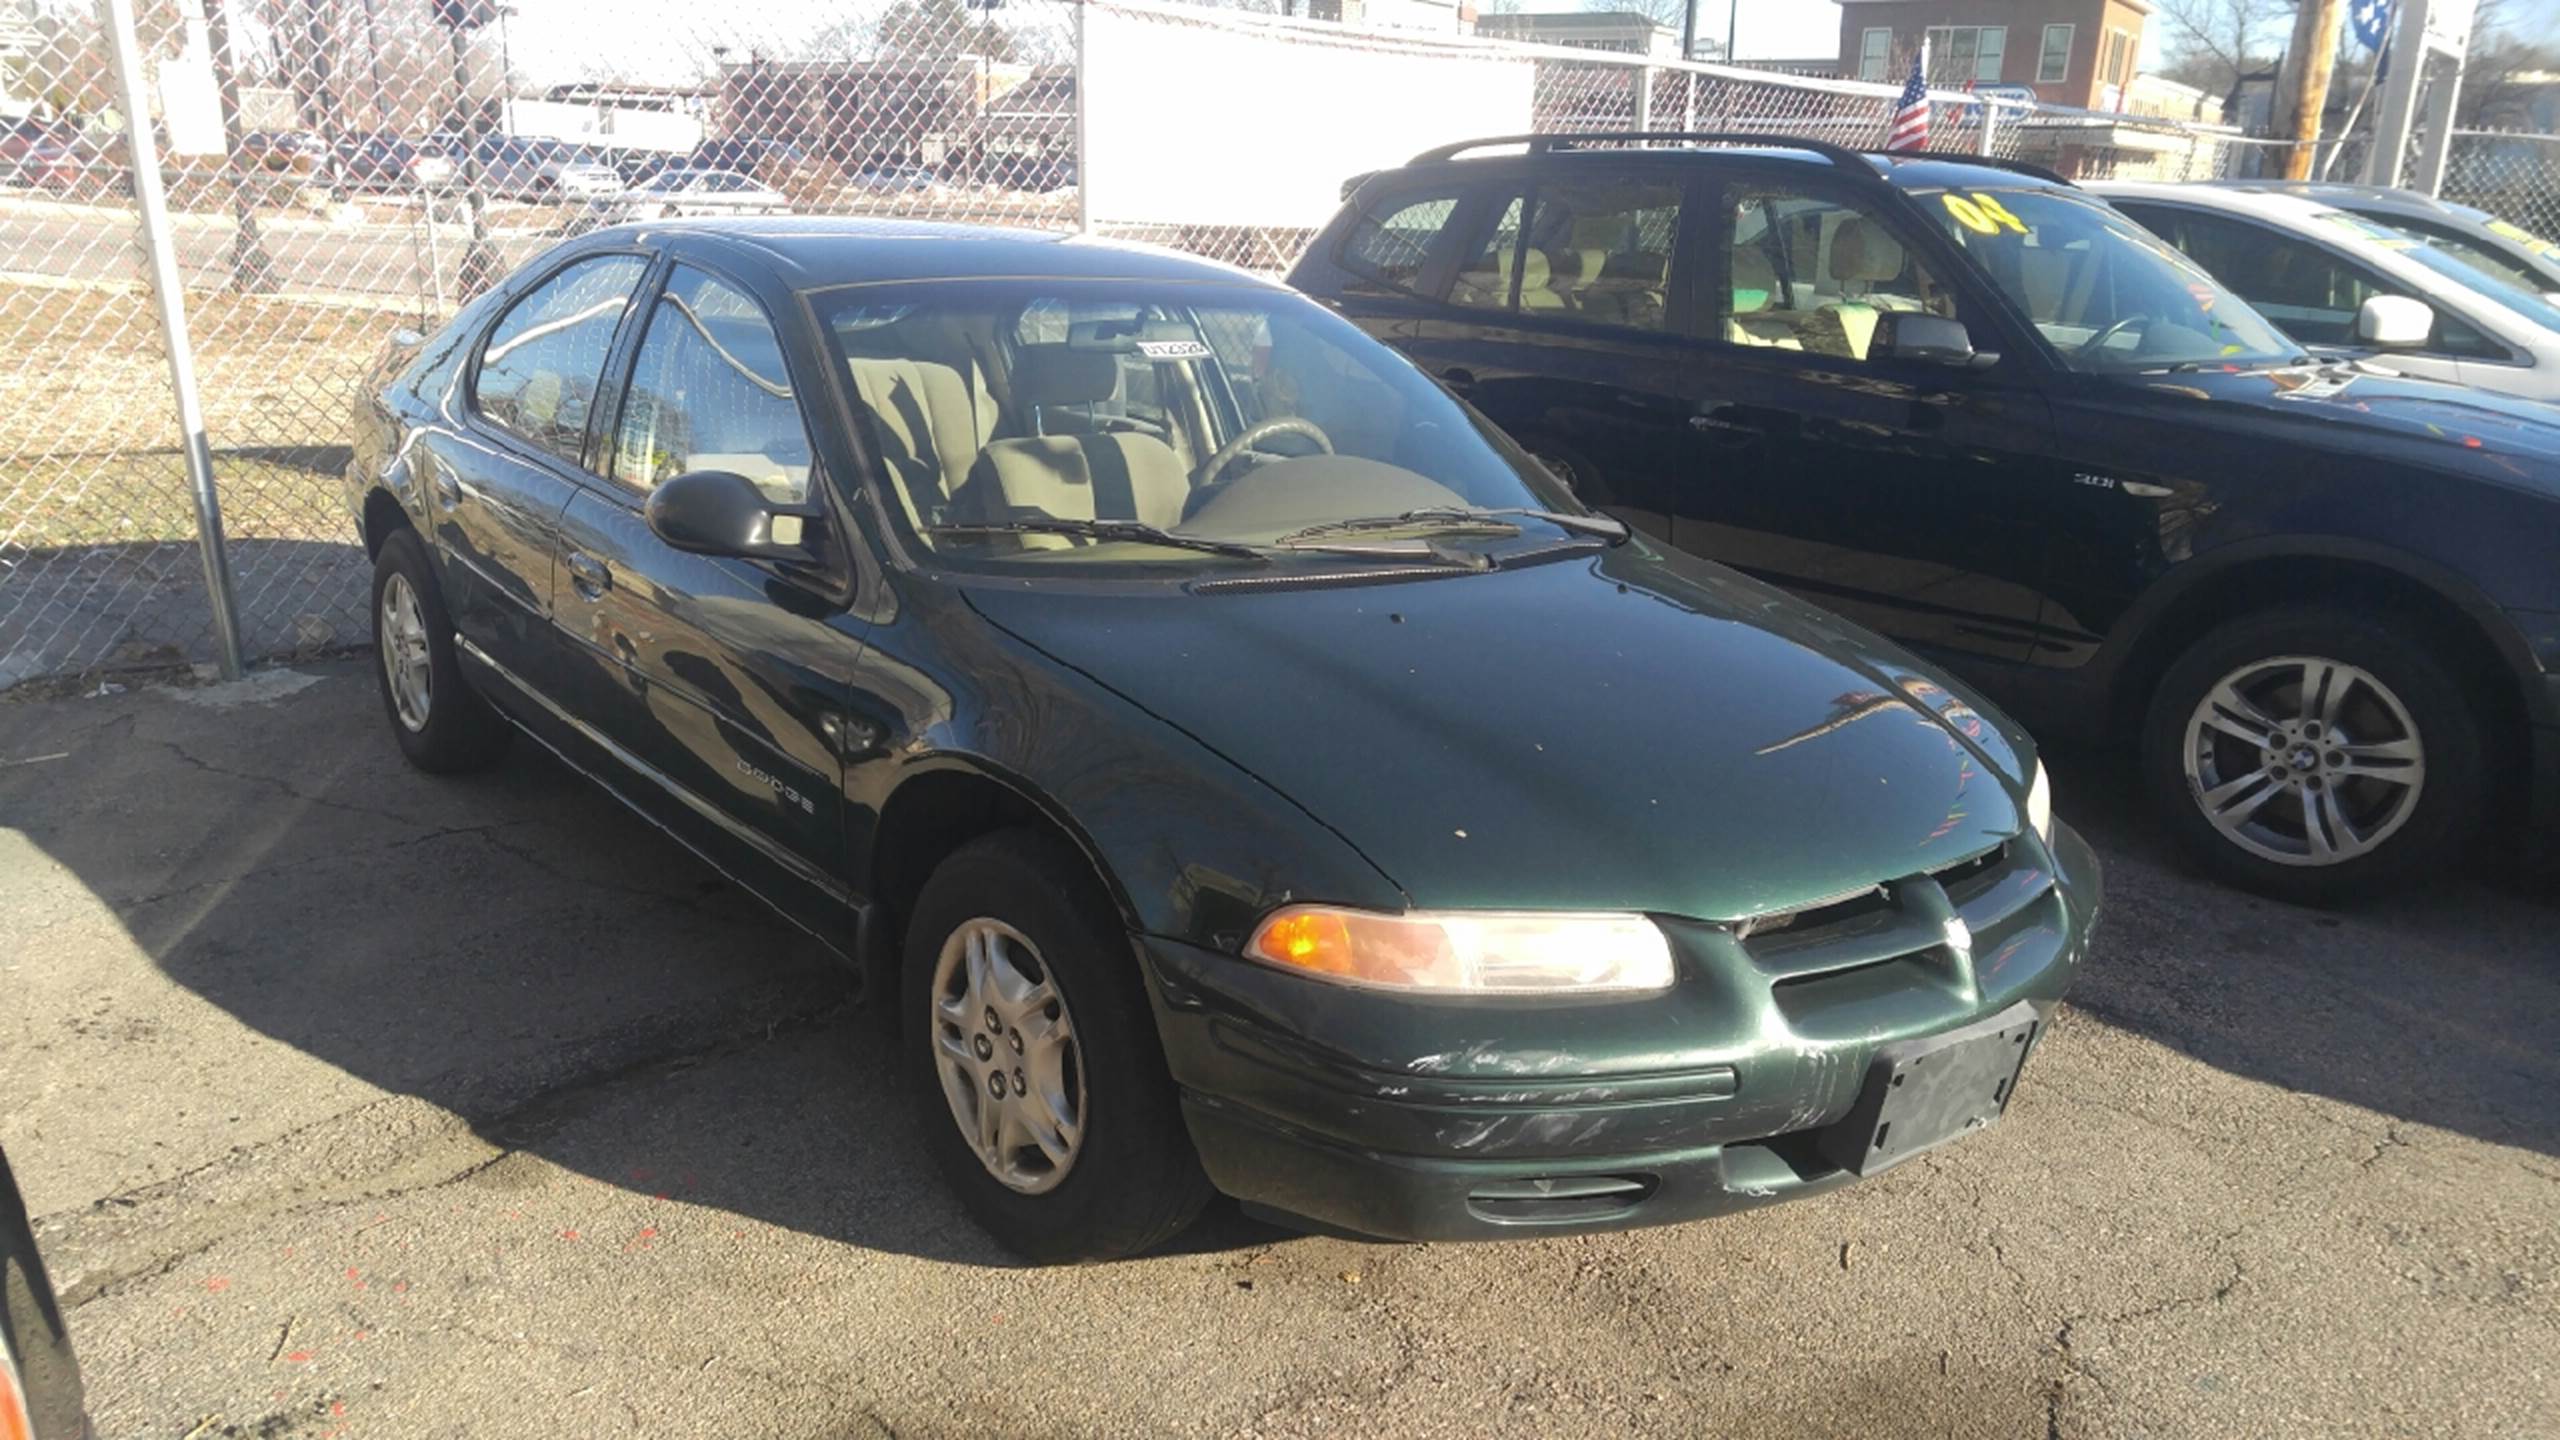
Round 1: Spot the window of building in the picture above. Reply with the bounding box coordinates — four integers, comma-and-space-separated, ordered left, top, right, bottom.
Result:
2038, 23, 2074, 84
1925, 25, 2007, 84
1859, 26, 1892, 82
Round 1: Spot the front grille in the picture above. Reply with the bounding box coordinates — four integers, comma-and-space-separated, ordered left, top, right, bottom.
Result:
1732, 841, 2062, 1040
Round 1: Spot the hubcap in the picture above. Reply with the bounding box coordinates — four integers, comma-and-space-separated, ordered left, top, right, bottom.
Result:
2182, 655, 2424, 868
929, 918, 1083, 1194
378, 573, 432, 732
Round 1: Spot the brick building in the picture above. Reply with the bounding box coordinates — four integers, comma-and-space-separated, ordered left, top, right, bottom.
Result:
1835, 0, 2150, 110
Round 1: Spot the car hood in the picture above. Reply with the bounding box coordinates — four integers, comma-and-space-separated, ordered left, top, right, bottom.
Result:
2124, 361, 2560, 480
962, 542, 2032, 923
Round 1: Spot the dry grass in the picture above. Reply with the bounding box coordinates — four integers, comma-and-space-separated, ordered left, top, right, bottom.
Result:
1, 283, 390, 547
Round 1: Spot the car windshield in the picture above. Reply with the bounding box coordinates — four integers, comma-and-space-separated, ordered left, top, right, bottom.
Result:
1920, 186, 2301, 372
2310, 210, 2560, 334
812, 279, 1583, 572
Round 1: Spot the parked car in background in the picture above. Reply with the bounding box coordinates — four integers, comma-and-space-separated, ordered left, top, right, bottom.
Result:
1, 1145, 88, 1440
236, 129, 333, 182
2208, 179, 2560, 302
333, 131, 455, 191
606, 166, 789, 221
2094, 181, 2560, 402
469, 136, 620, 201
1292, 135, 2560, 901
847, 163, 945, 195
1, 119, 83, 189
346, 216, 2097, 1261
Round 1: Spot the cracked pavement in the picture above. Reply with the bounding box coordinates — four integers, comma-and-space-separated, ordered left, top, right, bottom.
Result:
3, 660, 2555, 1438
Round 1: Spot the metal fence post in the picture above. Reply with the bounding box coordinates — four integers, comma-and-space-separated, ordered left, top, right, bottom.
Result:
100, 0, 246, 680
1074, 0, 1093, 236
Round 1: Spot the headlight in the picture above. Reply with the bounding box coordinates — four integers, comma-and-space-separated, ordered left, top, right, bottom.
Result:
1246, 906, 1674, 994
2026, 759, 2055, 846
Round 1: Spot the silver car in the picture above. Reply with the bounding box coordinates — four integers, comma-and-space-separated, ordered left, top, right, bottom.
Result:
609, 166, 790, 221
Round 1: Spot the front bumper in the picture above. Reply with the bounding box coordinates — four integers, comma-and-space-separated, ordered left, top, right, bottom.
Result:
1144, 823, 2102, 1243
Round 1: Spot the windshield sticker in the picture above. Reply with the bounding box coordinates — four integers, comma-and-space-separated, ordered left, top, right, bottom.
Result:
1940, 191, 2029, 237
2484, 218, 2560, 257
1135, 339, 1212, 360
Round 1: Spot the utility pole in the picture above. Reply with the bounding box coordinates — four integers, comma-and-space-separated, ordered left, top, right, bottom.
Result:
1679, 0, 1696, 64
201, 0, 278, 292
1724, 0, 1737, 64
2282, 0, 2347, 180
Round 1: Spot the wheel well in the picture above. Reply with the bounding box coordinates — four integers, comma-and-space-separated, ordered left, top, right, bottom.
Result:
865, 769, 1125, 990
361, 487, 411, 557
2113, 556, 2529, 801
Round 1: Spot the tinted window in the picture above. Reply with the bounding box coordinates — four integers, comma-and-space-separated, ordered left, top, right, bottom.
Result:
1450, 195, 1525, 310
472, 254, 648, 465
2125, 205, 2505, 358
613, 266, 813, 503
1338, 193, 1458, 295
1721, 184, 1956, 362
1518, 177, 1682, 331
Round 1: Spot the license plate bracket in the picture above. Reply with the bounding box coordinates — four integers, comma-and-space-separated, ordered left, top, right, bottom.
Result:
1818, 1002, 2043, 1178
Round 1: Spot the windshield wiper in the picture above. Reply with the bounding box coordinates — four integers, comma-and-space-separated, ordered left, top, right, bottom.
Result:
1277, 506, 1628, 546
927, 518, 1268, 561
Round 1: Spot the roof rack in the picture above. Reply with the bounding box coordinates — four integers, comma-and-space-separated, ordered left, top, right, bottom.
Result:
1407, 132, 1871, 170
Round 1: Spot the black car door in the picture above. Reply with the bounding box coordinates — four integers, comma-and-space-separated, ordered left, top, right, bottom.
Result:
551, 259, 866, 939
1651, 165, 2060, 667
425, 250, 651, 708
1393, 167, 1703, 541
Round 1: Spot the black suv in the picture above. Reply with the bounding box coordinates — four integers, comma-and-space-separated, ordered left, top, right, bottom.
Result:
1292, 133, 2560, 901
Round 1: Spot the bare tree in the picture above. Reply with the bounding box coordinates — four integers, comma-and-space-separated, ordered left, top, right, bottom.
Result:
2153, 0, 2300, 96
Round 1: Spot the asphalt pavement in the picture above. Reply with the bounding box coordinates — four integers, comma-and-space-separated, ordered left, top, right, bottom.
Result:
1, 660, 2553, 1439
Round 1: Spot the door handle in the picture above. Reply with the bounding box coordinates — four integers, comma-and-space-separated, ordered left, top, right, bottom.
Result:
565, 551, 612, 599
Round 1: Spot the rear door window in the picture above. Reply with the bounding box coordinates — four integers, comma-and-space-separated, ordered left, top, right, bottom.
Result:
470, 254, 650, 468
1445, 178, 1684, 332
2126, 205, 2502, 358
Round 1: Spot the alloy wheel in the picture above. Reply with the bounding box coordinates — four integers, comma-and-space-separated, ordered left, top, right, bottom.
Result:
2181, 654, 2425, 867
378, 571, 433, 732
929, 917, 1085, 1194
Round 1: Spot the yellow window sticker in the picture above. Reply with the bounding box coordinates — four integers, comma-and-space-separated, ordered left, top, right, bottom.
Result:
2485, 218, 2560, 257
1940, 191, 2029, 236
1970, 192, 2029, 234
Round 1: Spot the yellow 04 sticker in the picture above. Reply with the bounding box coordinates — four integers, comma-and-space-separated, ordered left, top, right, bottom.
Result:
1940, 191, 2029, 236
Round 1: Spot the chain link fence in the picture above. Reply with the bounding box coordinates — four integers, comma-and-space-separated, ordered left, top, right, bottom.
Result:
2441, 130, 2560, 244
0, 0, 2548, 688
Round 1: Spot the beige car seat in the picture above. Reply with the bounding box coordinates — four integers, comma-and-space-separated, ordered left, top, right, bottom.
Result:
1814, 218, 1910, 359
845, 355, 995, 527
1726, 247, 1804, 349
955, 344, 1190, 533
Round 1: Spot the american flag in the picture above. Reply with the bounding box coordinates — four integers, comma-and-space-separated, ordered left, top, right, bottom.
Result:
1886, 49, 1931, 152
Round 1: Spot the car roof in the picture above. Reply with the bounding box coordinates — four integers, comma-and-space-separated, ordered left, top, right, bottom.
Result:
2204, 178, 2479, 222
1381, 136, 2075, 193
616, 217, 1273, 290
2086, 180, 2348, 221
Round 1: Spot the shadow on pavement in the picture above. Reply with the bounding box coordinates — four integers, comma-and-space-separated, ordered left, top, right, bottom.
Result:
0, 659, 1286, 1267
1, 658, 2552, 1289
2040, 741, 2560, 1160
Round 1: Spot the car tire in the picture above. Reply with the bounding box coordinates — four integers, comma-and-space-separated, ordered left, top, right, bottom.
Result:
2140, 605, 2483, 903
902, 828, 1211, 1263
370, 527, 510, 774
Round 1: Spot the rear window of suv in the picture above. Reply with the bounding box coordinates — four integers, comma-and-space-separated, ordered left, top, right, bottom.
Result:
1339, 193, 1461, 296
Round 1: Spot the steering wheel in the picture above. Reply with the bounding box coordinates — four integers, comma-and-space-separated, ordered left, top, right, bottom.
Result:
1195, 416, 1334, 488
2079, 313, 2154, 358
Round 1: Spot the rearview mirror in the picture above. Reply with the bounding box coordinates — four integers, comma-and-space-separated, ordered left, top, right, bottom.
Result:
644, 469, 824, 564
2355, 294, 2434, 349
1878, 312, 1999, 369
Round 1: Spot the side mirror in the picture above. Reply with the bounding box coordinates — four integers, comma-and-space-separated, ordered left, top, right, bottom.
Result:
2355, 293, 2434, 349
1878, 311, 2000, 369
644, 469, 824, 564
